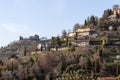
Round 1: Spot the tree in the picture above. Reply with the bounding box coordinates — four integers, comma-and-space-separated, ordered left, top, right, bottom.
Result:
85, 16, 98, 27
19, 36, 23, 40
51, 36, 61, 51
103, 9, 113, 19
102, 38, 106, 47
56, 36, 61, 46
51, 37, 57, 46
116, 13, 120, 19
62, 30, 67, 38
30, 63, 41, 74
24, 47, 27, 56
68, 41, 71, 48
37, 53, 60, 74
73, 23, 80, 31
34, 34, 40, 41
97, 18, 107, 30
84, 19, 87, 26
89, 15, 98, 26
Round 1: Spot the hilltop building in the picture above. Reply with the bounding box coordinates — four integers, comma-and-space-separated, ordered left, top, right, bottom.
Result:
75, 27, 91, 39
37, 37, 51, 51
68, 27, 98, 47
68, 32, 76, 38
113, 4, 120, 15
68, 27, 98, 39
108, 4, 120, 19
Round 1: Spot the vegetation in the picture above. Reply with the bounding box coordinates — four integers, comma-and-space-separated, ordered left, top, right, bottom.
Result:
0, 4, 120, 80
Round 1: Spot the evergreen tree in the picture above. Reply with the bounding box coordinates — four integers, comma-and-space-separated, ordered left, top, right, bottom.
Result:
84, 19, 87, 26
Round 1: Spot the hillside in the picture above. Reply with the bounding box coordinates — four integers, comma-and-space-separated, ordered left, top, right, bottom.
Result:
0, 4, 120, 80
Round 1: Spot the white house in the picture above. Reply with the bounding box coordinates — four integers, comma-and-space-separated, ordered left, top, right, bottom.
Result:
68, 32, 76, 37
76, 28, 91, 37
37, 43, 42, 50
72, 40, 89, 47
78, 42, 89, 47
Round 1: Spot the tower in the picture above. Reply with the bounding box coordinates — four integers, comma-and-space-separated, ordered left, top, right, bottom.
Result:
113, 4, 120, 18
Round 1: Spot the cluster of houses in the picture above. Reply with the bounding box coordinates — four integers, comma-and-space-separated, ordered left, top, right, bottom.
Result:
37, 26, 120, 51
68, 27, 99, 47
37, 27, 99, 51
37, 5, 120, 51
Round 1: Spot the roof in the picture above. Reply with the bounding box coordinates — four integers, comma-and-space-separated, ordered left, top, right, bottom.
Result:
76, 28, 91, 33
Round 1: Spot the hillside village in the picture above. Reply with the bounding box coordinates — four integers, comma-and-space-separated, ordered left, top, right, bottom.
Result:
0, 4, 120, 80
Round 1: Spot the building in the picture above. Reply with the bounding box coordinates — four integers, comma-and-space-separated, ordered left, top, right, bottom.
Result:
37, 43, 42, 50
76, 27, 91, 33
39, 39, 51, 51
76, 27, 98, 38
68, 27, 95, 39
68, 27, 98, 47
68, 32, 76, 37
68, 28, 91, 38
108, 4, 120, 20
76, 27, 90, 36
75, 27, 91, 39
113, 5, 120, 15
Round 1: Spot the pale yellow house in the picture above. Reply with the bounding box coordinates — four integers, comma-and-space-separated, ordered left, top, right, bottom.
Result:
76, 28, 91, 37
